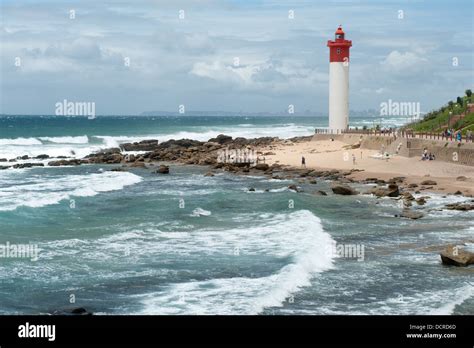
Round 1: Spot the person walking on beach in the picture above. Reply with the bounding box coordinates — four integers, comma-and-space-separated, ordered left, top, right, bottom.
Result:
301, 156, 306, 168
352, 154, 356, 165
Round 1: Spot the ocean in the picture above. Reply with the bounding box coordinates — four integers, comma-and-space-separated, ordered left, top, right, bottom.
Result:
0, 115, 473, 315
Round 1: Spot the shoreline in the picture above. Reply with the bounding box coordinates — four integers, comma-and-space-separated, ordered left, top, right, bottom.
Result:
2, 134, 474, 197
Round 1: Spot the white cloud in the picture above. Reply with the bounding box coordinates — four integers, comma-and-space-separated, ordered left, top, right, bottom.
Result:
381, 50, 429, 71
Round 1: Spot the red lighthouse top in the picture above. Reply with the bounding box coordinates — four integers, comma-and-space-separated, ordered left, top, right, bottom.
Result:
327, 25, 352, 62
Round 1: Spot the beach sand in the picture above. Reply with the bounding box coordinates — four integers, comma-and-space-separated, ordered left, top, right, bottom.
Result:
259, 139, 474, 196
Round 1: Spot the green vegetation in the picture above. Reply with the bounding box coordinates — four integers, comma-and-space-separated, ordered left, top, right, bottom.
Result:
404, 91, 474, 135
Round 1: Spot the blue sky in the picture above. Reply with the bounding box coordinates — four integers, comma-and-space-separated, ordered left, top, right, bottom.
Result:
1, 0, 472, 115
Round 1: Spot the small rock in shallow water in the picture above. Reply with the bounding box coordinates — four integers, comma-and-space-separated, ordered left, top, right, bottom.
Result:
331, 183, 358, 195
156, 165, 169, 174
399, 209, 424, 219
440, 245, 474, 267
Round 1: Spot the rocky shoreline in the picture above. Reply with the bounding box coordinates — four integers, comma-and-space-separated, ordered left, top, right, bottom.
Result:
3, 134, 474, 267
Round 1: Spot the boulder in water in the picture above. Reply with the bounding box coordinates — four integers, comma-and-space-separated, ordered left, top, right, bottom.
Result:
440, 245, 474, 267
331, 183, 358, 195
156, 165, 170, 174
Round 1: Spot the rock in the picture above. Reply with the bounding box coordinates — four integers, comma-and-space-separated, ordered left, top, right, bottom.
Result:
407, 183, 418, 188
204, 172, 215, 177
35, 154, 50, 159
17, 155, 29, 160
156, 165, 169, 174
0, 166, 11, 170
401, 192, 415, 201
313, 190, 327, 196
299, 170, 314, 177
309, 179, 317, 184
445, 203, 474, 211
370, 184, 399, 197
208, 134, 233, 145
456, 176, 468, 181
454, 190, 463, 195
263, 151, 276, 156
109, 167, 127, 172
85, 148, 123, 164
130, 161, 146, 168
399, 209, 424, 219
389, 176, 406, 183
415, 197, 427, 205
440, 245, 474, 267
124, 154, 136, 163
53, 307, 93, 316
254, 163, 270, 171
420, 180, 437, 186
288, 184, 302, 192
331, 183, 358, 195
48, 159, 85, 166
0, 158, 7, 162
12, 163, 45, 169
386, 184, 400, 197
120, 139, 159, 151
248, 187, 255, 192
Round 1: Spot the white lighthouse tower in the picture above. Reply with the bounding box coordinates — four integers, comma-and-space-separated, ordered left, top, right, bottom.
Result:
327, 25, 352, 132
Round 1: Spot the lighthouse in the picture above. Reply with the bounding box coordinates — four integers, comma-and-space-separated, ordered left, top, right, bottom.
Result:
327, 25, 352, 132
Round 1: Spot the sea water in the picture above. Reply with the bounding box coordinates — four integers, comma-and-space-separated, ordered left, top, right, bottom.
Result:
0, 115, 472, 315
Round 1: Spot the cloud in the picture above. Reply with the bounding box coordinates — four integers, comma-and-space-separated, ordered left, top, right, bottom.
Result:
381, 51, 429, 72
1, 0, 472, 114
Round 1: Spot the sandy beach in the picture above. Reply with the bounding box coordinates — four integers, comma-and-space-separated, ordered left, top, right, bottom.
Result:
259, 139, 474, 196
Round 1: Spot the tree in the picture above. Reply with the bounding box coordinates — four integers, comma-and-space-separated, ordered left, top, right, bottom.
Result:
466, 89, 472, 97
457, 96, 463, 106
448, 101, 454, 108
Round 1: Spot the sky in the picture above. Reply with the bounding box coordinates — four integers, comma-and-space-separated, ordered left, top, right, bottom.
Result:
0, 0, 473, 115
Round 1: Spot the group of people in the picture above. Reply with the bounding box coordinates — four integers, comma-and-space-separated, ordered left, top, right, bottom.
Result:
443, 129, 473, 142
421, 148, 435, 161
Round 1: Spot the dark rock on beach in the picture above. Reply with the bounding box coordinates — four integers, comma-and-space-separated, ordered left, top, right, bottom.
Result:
420, 179, 437, 186
254, 163, 269, 171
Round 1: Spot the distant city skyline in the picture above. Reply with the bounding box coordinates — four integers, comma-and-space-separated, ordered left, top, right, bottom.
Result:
1, 0, 472, 115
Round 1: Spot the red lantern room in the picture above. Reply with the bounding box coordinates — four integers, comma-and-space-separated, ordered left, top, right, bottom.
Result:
327, 25, 352, 63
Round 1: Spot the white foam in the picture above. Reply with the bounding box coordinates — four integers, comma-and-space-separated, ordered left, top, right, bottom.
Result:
134, 210, 335, 314
190, 208, 211, 217
0, 171, 142, 211
0, 137, 42, 145
39, 136, 89, 144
